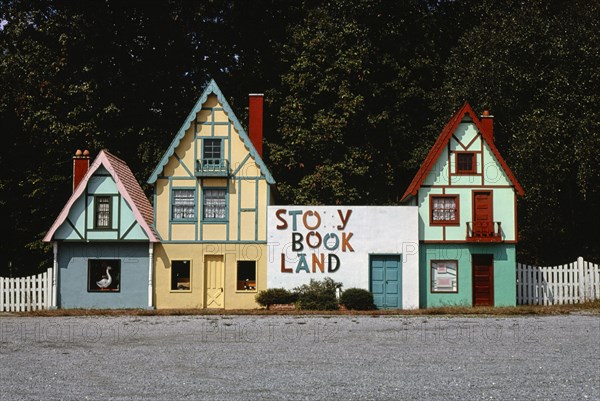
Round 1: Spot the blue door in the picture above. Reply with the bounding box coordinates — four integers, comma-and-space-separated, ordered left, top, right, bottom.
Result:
370, 255, 402, 309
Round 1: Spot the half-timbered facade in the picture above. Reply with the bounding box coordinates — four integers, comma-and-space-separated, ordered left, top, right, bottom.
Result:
44, 150, 158, 308
401, 103, 524, 307
148, 79, 275, 309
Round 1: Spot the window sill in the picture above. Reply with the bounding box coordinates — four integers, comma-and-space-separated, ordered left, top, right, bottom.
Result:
430, 222, 460, 226
170, 220, 196, 224
236, 290, 258, 293
202, 220, 228, 224
170, 289, 192, 293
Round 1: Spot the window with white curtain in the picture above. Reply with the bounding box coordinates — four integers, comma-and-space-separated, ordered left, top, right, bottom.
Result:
172, 189, 195, 220
203, 188, 226, 220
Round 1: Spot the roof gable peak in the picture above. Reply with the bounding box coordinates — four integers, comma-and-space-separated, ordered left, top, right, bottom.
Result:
400, 103, 524, 201
147, 78, 275, 184
44, 150, 158, 242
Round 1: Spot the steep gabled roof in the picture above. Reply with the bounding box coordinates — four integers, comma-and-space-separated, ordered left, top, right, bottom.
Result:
43, 150, 159, 242
400, 102, 524, 201
147, 79, 275, 184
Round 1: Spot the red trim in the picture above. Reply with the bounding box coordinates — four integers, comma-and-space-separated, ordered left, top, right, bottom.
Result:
464, 133, 480, 151
401, 102, 524, 201
452, 135, 467, 150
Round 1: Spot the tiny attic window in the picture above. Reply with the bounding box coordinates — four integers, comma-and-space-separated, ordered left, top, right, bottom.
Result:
95, 196, 112, 228
456, 153, 476, 174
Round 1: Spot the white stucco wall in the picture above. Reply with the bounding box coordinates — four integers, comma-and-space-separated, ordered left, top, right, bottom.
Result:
267, 206, 419, 309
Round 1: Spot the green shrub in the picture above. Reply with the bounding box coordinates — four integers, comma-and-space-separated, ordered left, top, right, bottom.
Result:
255, 288, 298, 308
294, 277, 342, 311
339, 288, 376, 310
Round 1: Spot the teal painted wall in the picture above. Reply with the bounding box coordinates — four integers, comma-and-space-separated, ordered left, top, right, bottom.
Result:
58, 242, 149, 309
419, 243, 516, 307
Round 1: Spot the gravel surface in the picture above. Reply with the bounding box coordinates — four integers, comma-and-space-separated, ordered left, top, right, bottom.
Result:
0, 314, 598, 400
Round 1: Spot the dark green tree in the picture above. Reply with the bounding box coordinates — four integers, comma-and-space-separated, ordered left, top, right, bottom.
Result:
430, 0, 600, 263
269, 0, 439, 205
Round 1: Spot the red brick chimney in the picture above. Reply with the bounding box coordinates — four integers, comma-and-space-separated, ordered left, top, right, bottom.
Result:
249, 94, 264, 157
73, 149, 90, 192
480, 110, 494, 142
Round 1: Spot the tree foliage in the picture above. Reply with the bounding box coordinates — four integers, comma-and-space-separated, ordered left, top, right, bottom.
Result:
0, 0, 598, 275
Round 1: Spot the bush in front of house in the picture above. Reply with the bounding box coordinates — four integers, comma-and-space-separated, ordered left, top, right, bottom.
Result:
294, 277, 342, 310
255, 288, 298, 308
339, 288, 376, 310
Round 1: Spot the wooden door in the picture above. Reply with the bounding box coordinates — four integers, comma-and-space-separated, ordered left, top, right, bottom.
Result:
205, 255, 224, 308
473, 191, 493, 236
472, 255, 494, 306
370, 255, 402, 309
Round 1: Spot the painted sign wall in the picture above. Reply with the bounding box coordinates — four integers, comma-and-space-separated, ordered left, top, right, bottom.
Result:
267, 206, 420, 309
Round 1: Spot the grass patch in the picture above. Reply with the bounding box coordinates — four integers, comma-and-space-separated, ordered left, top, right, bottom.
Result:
3, 300, 599, 318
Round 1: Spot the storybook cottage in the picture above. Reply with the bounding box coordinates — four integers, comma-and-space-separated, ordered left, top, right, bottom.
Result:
147, 79, 275, 309
43, 150, 159, 309
401, 103, 524, 307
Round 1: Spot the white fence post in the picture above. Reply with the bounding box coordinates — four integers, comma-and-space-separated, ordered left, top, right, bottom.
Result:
577, 256, 585, 302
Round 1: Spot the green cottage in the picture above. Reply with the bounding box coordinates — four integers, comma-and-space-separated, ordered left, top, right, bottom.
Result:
401, 103, 524, 307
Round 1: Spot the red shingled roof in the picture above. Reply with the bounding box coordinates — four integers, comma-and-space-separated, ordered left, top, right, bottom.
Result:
44, 150, 158, 242
400, 102, 524, 202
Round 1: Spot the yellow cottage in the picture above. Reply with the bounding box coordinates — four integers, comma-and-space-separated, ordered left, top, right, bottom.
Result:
148, 79, 275, 309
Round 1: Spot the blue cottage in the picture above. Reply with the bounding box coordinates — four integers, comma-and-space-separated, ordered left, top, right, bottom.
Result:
44, 150, 159, 308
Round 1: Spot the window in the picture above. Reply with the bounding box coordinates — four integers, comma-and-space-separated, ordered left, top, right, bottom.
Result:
203, 188, 227, 220
95, 196, 111, 228
431, 260, 458, 293
456, 152, 476, 174
172, 189, 195, 220
203, 138, 222, 164
88, 259, 120, 292
171, 260, 191, 291
430, 195, 459, 225
237, 261, 256, 291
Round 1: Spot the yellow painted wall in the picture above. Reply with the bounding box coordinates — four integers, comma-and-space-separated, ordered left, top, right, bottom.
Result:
154, 243, 267, 309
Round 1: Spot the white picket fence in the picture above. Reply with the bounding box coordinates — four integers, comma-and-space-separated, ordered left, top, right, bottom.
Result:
517, 257, 600, 305
0, 268, 53, 312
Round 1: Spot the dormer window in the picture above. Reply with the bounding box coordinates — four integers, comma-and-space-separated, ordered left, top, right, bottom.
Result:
95, 196, 111, 229
203, 138, 222, 164
196, 138, 229, 177
456, 152, 476, 174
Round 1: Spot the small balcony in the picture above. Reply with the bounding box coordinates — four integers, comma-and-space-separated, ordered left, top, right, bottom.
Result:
195, 158, 230, 177
466, 221, 503, 242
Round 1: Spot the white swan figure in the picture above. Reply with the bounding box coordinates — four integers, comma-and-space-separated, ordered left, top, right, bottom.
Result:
96, 266, 112, 289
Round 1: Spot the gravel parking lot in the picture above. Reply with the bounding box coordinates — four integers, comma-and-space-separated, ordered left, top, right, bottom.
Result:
0, 313, 598, 400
